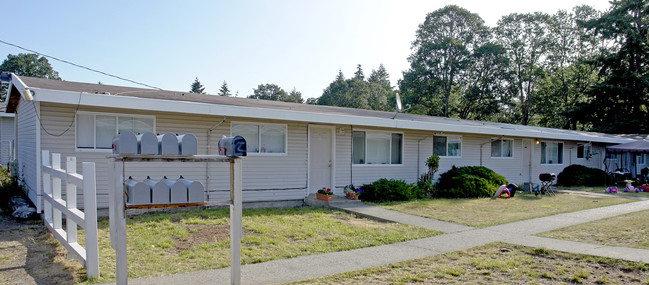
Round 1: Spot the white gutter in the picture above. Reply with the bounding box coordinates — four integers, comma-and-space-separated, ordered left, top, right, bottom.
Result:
28, 87, 632, 144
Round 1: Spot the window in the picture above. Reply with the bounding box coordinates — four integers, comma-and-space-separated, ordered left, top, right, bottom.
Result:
541, 142, 563, 164
491, 138, 513, 158
433, 135, 461, 157
231, 123, 286, 154
76, 113, 154, 150
606, 152, 619, 160
637, 153, 646, 165
352, 131, 402, 165
577, 144, 592, 159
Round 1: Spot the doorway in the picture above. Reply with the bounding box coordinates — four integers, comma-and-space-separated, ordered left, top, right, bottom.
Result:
522, 139, 533, 183
308, 125, 335, 194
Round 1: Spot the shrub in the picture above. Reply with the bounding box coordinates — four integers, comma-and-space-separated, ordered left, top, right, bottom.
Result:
360, 178, 425, 202
0, 168, 25, 215
435, 166, 507, 198
556, 164, 607, 186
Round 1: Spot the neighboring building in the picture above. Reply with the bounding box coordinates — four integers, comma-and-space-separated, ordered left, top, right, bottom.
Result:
0, 112, 15, 166
3, 74, 632, 210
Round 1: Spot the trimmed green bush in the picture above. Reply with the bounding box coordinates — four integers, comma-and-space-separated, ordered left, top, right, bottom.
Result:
360, 178, 425, 202
435, 166, 507, 198
557, 164, 607, 186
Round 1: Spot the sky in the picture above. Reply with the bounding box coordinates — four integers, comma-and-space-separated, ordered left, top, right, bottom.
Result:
0, 0, 613, 100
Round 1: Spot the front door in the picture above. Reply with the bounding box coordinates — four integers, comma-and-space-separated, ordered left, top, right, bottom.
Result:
309, 126, 334, 194
522, 139, 533, 183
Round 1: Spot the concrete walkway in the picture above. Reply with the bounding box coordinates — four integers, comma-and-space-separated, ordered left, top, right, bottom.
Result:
110, 198, 649, 285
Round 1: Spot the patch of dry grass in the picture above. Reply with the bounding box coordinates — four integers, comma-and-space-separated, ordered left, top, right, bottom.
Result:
377, 192, 631, 227
538, 209, 649, 249
291, 242, 649, 284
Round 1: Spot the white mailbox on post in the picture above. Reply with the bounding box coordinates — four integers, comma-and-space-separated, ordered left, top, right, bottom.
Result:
161, 176, 188, 204
125, 176, 150, 205
137, 132, 158, 155
177, 134, 197, 155
157, 133, 179, 155
112, 132, 137, 154
178, 176, 205, 203
143, 176, 170, 204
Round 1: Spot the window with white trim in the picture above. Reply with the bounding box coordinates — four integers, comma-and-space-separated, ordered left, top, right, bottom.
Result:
231, 123, 286, 154
541, 141, 563, 164
76, 113, 154, 150
491, 138, 513, 158
637, 153, 645, 165
577, 144, 592, 159
433, 135, 461, 157
352, 131, 402, 164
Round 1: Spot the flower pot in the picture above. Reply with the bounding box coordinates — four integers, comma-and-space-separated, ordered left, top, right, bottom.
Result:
316, 193, 333, 201
346, 193, 359, 200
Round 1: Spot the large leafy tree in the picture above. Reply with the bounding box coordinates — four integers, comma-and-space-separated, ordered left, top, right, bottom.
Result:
317, 65, 395, 111
400, 5, 488, 117
496, 12, 552, 125
535, 6, 603, 130
0, 53, 60, 79
248, 83, 303, 103
575, 0, 649, 133
189, 77, 206, 94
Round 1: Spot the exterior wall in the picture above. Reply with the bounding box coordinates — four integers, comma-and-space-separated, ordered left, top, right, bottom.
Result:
38, 103, 309, 209
0, 116, 15, 165
15, 99, 39, 205
32, 102, 621, 210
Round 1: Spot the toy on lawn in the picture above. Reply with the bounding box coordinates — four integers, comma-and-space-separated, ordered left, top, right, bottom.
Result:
532, 184, 541, 196
623, 180, 638, 192
606, 186, 618, 193
640, 184, 649, 192
492, 185, 511, 199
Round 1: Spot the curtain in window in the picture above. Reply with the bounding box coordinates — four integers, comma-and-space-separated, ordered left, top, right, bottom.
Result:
96, 116, 116, 149
232, 124, 259, 152
366, 133, 390, 164
352, 131, 365, 164
260, 125, 285, 153
433, 136, 447, 156
391, 134, 402, 164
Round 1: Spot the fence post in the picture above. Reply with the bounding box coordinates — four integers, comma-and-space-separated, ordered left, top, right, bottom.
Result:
41, 150, 52, 224
109, 159, 128, 285
66, 157, 78, 246
83, 162, 100, 279
51, 153, 62, 230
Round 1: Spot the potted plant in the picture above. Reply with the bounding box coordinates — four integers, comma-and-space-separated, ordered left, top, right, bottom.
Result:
316, 187, 333, 201
344, 186, 362, 200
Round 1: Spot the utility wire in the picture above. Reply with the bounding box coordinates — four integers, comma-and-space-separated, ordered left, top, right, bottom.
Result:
0, 39, 164, 90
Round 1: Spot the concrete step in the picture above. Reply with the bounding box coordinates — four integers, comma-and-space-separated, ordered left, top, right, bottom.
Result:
304, 194, 363, 208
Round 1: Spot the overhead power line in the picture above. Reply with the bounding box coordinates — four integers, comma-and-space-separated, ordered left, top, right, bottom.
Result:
0, 39, 164, 90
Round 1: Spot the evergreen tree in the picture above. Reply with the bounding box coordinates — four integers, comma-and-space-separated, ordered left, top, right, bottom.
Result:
189, 77, 206, 94
218, 81, 231, 96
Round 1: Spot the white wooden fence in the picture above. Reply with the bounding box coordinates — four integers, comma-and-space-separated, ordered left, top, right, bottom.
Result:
41, 150, 99, 278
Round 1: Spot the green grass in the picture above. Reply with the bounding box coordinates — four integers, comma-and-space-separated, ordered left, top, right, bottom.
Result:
538, 209, 649, 250
77, 207, 440, 283
289, 242, 649, 284
376, 192, 632, 227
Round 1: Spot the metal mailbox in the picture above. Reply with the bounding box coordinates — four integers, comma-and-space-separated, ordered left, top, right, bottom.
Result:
177, 134, 197, 155
178, 176, 205, 203
218, 136, 247, 157
144, 176, 170, 204
157, 133, 179, 155
137, 132, 158, 155
112, 132, 137, 154
125, 176, 150, 205
161, 176, 188, 203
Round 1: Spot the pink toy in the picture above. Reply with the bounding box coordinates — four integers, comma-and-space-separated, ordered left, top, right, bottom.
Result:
623, 180, 638, 192
606, 186, 618, 193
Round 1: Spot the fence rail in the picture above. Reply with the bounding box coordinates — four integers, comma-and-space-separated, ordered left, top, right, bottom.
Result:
41, 150, 99, 279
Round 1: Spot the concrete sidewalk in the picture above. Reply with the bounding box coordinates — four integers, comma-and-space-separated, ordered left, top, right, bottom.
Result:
108, 199, 649, 285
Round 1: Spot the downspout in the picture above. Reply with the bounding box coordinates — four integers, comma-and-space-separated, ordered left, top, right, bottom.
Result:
350, 125, 353, 187
206, 116, 226, 202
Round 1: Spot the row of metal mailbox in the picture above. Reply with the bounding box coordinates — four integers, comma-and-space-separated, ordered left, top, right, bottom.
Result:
125, 176, 205, 205
113, 132, 197, 155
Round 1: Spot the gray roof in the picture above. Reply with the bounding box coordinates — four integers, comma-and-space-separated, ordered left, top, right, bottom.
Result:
16, 76, 633, 144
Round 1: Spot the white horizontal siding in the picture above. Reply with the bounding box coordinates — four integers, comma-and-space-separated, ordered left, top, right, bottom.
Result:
1, 117, 15, 165
16, 99, 38, 205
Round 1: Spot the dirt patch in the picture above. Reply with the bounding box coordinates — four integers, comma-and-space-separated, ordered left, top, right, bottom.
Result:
0, 216, 81, 285
170, 224, 257, 253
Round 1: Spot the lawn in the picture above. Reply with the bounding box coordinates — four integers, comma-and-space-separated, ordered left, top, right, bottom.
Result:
290, 242, 649, 284
538, 209, 649, 250
78, 207, 440, 283
377, 192, 632, 227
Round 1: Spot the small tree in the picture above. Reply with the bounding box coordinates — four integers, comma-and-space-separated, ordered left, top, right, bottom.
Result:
189, 77, 205, 94
420, 154, 440, 182
218, 81, 231, 96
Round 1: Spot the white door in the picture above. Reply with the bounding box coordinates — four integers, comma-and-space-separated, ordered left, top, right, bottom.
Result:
309, 126, 334, 194
522, 139, 532, 183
